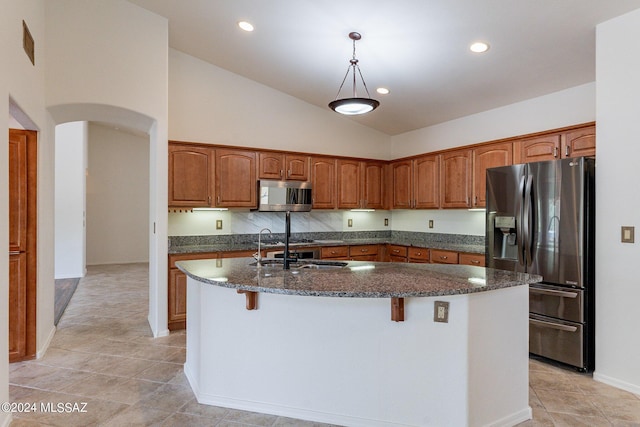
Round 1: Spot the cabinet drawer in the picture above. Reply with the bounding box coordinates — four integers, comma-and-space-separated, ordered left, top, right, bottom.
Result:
459, 253, 485, 267
408, 247, 429, 262
430, 249, 459, 264
349, 245, 379, 257
387, 245, 408, 258
321, 246, 349, 259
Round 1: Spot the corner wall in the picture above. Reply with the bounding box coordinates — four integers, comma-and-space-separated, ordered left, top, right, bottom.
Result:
594, 8, 640, 393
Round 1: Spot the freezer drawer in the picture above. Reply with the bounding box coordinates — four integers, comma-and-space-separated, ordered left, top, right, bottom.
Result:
529, 283, 584, 323
529, 314, 584, 368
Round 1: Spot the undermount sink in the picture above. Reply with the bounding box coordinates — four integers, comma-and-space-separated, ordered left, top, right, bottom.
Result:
250, 259, 348, 269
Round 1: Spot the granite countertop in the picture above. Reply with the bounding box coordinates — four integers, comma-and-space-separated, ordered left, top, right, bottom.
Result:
176, 257, 541, 298
168, 238, 486, 255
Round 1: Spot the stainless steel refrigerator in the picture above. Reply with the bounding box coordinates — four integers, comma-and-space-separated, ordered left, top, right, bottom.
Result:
486, 157, 595, 371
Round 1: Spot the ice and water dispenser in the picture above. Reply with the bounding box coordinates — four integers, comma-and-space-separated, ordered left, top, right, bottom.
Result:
493, 216, 518, 260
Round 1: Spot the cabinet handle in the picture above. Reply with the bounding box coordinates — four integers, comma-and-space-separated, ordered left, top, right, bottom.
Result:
280, 170, 284, 177
565, 146, 570, 157
331, 251, 337, 254
553, 146, 558, 158
393, 249, 399, 253
288, 169, 292, 177
440, 256, 448, 260
416, 252, 422, 256
208, 196, 211, 205
471, 260, 480, 264
216, 196, 220, 205
474, 196, 478, 205
361, 248, 368, 252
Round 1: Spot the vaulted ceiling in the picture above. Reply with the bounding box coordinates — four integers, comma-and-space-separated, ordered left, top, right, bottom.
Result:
128, 0, 640, 135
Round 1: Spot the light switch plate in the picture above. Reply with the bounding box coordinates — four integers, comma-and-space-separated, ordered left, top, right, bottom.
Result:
216, 219, 223, 230
428, 220, 434, 229
434, 301, 449, 323
348, 219, 353, 227
621, 226, 635, 243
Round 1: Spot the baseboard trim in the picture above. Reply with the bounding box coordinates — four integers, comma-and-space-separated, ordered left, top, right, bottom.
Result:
37, 325, 57, 359
593, 371, 640, 395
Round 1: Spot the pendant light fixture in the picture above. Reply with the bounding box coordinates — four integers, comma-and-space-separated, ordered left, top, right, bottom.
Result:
328, 32, 379, 115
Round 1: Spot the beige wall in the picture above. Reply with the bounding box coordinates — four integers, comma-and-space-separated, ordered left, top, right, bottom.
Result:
86, 123, 149, 265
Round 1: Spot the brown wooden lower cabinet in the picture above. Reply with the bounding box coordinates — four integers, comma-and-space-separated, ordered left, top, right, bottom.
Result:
387, 244, 408, 262
349, 245, 380, 261
408, 247, 430, 263
430, 249, 459, 264
459, 252, 486, 267
9, 253, 27, 362
321, 246, 349, 260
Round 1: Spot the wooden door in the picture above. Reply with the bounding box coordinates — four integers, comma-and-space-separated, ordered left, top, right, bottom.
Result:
472, 142, 513, 208
440, 149, 472, 208
363, 161, 385, 209
518, 134, 561, 163
337, 159, 362, 209
563, 126, 595, 158
215, 149, 257, 207
8, 129, 37, 363
284, 154, 309, 181
168, 269, 187, 330
310, 157, 336, 209
168, 144, 213, 207
414, 155, 439, 209
258, 152, 284, 180
391, 160, 413, 209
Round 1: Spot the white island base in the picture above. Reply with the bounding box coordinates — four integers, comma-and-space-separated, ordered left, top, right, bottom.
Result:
185, 278, 530, 427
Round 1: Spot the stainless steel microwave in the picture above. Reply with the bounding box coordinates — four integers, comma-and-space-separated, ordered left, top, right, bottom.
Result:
258, 180, 312, 212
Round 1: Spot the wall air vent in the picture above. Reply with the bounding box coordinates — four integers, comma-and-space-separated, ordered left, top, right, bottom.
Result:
23, 20, 35, 66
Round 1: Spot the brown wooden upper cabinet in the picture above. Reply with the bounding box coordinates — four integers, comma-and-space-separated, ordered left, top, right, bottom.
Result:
310, 157, 337, 209
215, 149, 257, 208
168, 144, 214, 207
517, 126, 595, 163
337, 160, 386, 209
564, 126, 595, 158
472, 142, 513, 208
440, 149, 472, 208
258, 152, 309, 181
391, 154, 439, 209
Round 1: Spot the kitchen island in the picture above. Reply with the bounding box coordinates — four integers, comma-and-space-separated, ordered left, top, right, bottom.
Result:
177, 258, 541, 427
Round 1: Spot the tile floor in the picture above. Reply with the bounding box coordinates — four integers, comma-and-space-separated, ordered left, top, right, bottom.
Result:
8, 263, 640, 426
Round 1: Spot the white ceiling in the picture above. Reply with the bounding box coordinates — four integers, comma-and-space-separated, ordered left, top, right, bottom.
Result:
128, 0, 640, 136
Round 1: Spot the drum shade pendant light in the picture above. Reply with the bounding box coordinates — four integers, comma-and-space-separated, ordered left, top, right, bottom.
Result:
328, 32, 379, 115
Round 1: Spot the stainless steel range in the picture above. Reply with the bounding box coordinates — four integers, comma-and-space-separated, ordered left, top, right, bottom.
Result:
486, 157, 595, 371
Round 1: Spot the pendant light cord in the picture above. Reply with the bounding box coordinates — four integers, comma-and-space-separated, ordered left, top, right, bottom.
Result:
332, 36, 374, 101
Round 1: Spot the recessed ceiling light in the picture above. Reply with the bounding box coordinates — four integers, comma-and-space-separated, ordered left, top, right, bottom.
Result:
238, 21, 254, 32
376, 87, 390, 95
470, 42, 489, 53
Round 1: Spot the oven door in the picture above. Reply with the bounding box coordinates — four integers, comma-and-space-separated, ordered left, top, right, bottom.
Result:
529, 313, 584, 368
529, 283, 584, 323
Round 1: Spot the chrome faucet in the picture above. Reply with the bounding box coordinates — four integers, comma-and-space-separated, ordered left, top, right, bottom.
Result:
255, 227, 272, 263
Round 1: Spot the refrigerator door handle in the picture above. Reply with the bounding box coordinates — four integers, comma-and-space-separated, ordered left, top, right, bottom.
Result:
530, 318, 578, 333
524, 174, 534, 267
516, 175, 526, 267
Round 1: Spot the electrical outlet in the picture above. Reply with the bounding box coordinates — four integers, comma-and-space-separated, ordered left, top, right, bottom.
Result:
622, 226, 635, 243
428, 220, 434, 229
348, 218, 353, 227
434, 301, 449, 323
384, 218, 389, 226
216, 219, 223, 230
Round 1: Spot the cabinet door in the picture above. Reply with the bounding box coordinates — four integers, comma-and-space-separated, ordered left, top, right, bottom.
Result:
215, 149, 257, 207
391, 160, 413, 209
321, 246, 349, 259
349, 245, 379, 261
258, 152, 284, 180
440, 150, 472, 208
414, 155, 439, 209
387, 245, 408, 262
9, 253, 27, 362
168, 144, 213, 207
363, 162, 385, 209
168, 269, 187, 330
310, 157, 337, 209
337, 159, 362, 209
472, 142, 513, 208
408, 247, 430, 263
285, 154, 310, 181
518, 135, 561, 163
9, 131, 27, 251
563, 126, 595, 158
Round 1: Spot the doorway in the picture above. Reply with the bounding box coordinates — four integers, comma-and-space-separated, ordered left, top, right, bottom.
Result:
8, 129, 37, 362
